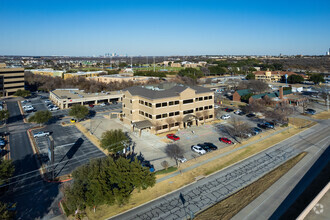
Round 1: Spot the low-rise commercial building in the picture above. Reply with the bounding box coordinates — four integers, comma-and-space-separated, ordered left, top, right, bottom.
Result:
88, 74, 158, 84
63, 71, 106, 79
254, 70, 306, 82
0, 63, 25, 96
26, 69, 65, 78
122, 83, 215, 134
49, 89, 122, 109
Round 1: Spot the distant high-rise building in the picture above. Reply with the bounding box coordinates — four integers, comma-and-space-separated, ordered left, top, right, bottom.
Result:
327, 48, 330, 56
0, 63, 25, 96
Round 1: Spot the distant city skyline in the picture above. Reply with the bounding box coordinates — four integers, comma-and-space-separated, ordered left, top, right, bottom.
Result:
0, 0, 329, 56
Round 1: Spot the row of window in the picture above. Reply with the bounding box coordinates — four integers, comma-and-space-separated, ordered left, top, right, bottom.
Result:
195, 96, 213, 101
138, 100, 152, 107
155, 111, 180, 119
139, 96, 213, 108
195, 105, 213, 112
155, 115, 214, 129
138, 110, 152, 119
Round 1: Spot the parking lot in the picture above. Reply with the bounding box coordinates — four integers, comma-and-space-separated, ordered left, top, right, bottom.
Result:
22, 92, 122, 118
33, 124, 106, 177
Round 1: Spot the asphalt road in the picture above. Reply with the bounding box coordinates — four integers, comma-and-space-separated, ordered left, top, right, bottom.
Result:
111, 120, 330, 220
1, 99, 62, 220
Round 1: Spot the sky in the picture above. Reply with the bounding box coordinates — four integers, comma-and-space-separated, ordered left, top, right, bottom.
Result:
0, 0, 329, 56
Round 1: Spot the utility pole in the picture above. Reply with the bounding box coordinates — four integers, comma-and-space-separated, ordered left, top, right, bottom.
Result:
47, 136, 55, 180
153, 56, 155, 72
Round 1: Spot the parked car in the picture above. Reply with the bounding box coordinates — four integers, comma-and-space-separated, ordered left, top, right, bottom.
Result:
166, 134, 180, 141
252, 127, 262, 134
221, 114, 231, 120
191, 145, 206, 155
21, 100, 30, 104
100, 103, 106, 106
234, 110, 242, 115
257, 123, 268, 129
264, 122, 274, 129
33, 131, 50, 138
112, 101, 118, 105
224, 108, 234, 112
198, 144, 213, 152
50, 106, 59, 111
0, 139, 6, 146
246, 113, 256, 118
89, 104, 94, 108
44, 100, 52, 104
305, 108, 316, 115
219, 137, 233, 144
176, 156, 187, 163
70, 119, 77, 123
214, 105, 220, 109
202, 142, 218, 150
238, 111, 246, 116
22, 105, 33, 109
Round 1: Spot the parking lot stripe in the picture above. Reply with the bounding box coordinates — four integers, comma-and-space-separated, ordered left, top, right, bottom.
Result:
55, 142, 76, 148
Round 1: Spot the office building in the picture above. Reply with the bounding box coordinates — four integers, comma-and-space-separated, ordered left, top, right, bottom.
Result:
0, 63, 25, 96
122, 83, 214, 134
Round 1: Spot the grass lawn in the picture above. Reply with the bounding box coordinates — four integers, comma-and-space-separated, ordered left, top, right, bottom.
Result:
312, 111, 330, 120
83, 118, 316, 219
195, 152, 307, 220
155, 166, 178, 175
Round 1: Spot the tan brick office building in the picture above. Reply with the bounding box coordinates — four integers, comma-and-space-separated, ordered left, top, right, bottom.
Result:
122, 83, 215, 134
0, 64, 25, 96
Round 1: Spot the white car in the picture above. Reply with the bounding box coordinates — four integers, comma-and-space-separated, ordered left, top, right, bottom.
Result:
221, 114, 231, 120
234, 110, 242, 115
33, 131, 50, 138
44, 100, 52, 104
100, 103, 106, 106
176, 156, 187, 163
214, 105, 220, 109
50, 106, 59, 111
23, 105, 33, 109
191, 145, 206, 155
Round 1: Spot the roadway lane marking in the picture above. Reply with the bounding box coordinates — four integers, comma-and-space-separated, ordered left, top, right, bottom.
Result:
55, 143, 76, 148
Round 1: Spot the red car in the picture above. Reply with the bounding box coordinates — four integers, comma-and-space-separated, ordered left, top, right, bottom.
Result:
89, 104, 94, 108
166, 134, 180, 141
219, 137, 232, 144
224, 108, 234, 112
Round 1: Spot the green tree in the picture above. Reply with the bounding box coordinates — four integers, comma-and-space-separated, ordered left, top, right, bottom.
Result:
287, 74, 304, 84
178, 68, 203, 79
28, 110, 52, 125
100, 129, 129, 153
246, 73, 255, 80
14, 89, 31, 97
0, 201, 15, 220
68, 105, 89, 121
0, 110, 9, 123
0, 159, 15, 186
63, 156, 155, 214
208, 66, 226, 75
310, 74, 325, 84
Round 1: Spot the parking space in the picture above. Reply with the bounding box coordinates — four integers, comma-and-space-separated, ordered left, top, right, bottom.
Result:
33, 124, 106, 177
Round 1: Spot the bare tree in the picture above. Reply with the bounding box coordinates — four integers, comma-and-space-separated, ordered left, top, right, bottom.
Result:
248, 80, 269, 94
195, 112, 202, 124
153, 121, 162, 134
262, 95, 274, 106
264, 102, 294, 124
226, 79, 241, 90
165, 118, 175, 131
175, 116, 183, 128
161, 160, 169, 170
227, 117, 251, 141
165, 144, 184, 167
202, 110, 209, 124
243, 100, 266, 114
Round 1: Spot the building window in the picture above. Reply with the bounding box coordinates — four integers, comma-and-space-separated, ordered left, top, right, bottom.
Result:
204, 96, 209, 100
156, 115, 161, 119
195, 108, 199, 112
163, 125, 168, 129
130, 99, 132, 103
204, 106, 209, 110
169, 112, 174, 117
175, 111, 179, 115
209, 115, 213, 118
123, 104, 125, 108
175, 101, 179, 105
209, 105, 213, 109
183, 99, 193, 104
156, 103, 161, 108
199, 97, 203, 101
209, 96, 212, 99
175, 122, 180, 126
199, 107, 203, 111
148, 114, 152, 119
169, 101, 174, 106
162, 102, 167, 107
148, 103, 152, 107
130, 110, 132, 114
162, 113, 167, 118
183, 109, 193, 115
141, 100, 145, 105
195, 98, 198, 101
123, 95, 125, 98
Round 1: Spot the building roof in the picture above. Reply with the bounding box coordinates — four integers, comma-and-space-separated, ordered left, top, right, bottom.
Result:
251, 89, 292, 100
132, 120, 153, 129
236, 89, 251, 96
123, 83, 212, 100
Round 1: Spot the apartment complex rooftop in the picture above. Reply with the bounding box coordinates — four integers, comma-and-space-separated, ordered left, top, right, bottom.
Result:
123, 83, 213, 100
51, 88, 122, 100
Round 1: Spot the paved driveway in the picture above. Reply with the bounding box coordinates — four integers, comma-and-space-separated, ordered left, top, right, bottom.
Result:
33, 124, 106, 177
